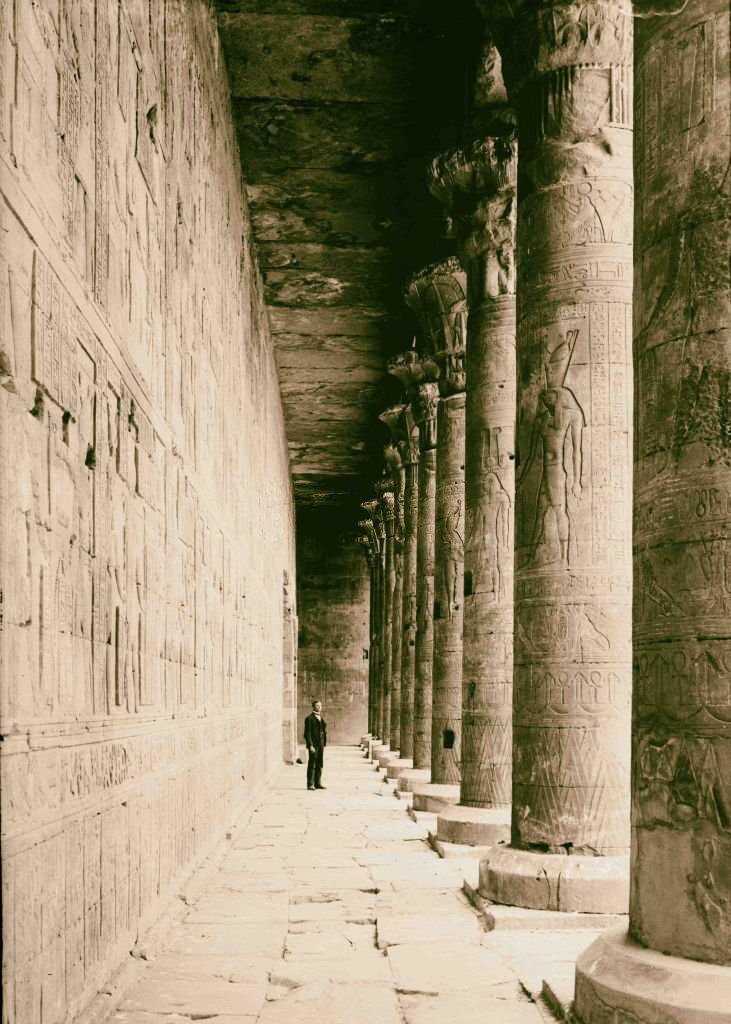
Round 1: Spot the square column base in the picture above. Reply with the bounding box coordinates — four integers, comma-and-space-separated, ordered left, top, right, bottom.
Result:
574, 927, 731, 1023
412, 782, 460, 813
436, 804, 510, 847
479, 846, 629, 915
385, 757, 413, 779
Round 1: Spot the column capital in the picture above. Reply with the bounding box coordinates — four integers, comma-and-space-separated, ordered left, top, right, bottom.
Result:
479, 1, 633, 97
357, 518, 380, 563
356, 534, 375, 566
413, 381, 440, 451
398, 406, 420, 467
429, 136, 517, 300
380, 490, 396, 527
405, 259, 467, 397
379, 404, 408, 445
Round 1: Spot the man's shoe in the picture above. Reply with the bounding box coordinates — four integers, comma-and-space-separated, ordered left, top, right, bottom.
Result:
315, 784, 326, 789
307, 785, 315, 791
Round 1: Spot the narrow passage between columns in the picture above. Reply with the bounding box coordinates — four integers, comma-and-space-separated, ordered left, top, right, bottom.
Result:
93, 748, 560, 1024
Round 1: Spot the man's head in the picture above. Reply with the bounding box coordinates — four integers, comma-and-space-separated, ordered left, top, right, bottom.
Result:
312, 700, 322, 714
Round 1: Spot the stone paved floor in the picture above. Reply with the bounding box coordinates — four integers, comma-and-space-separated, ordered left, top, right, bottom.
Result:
101, 747, 566, 1024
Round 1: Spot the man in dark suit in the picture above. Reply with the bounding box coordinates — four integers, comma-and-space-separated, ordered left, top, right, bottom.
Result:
304, 699, 327, 790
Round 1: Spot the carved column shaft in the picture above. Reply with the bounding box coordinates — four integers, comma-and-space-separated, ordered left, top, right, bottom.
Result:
574, 4, 731, 1019
408, 258, 469, 788
496, 0, 634, 856
382, 430, 405, 753
629, 0, 731, 965
432, 390, 467, 785
413, 383, 439, 770
388, 356, 423, 763
431, 132, 518, 811
399, 432, 419, 760
360, 506, 383, 739
380, 488, 396, 746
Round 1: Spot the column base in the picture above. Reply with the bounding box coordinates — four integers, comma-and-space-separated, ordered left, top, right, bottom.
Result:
385, 757, 413, 779
412, 782, 460, 813
370, 742, 389, 762
574, 927, 731, 1023
479, 846, 629, 915
377, 748, 400, 769
360, 733, 372, 748
436, 804, 510, 847
396, 768, 431, 793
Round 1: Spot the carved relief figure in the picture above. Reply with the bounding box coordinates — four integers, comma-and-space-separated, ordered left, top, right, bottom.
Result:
521, 329, 585, 566
468, 469, 511, 603
439, 497, 464, 620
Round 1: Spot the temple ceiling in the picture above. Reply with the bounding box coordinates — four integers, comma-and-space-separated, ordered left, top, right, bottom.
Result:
215, 0, 481, 519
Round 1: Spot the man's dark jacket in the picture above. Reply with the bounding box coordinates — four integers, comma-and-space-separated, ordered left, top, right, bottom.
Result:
304, 713, 327, 750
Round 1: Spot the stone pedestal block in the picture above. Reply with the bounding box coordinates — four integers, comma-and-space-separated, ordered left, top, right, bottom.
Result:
385, 758, 413, 780
377, 749, 400, 770
412, 782, 461, 814
396, 768, 431, 794
574, 929, 731, 1024
436, 804, 510, 848
479, 847, 629, 915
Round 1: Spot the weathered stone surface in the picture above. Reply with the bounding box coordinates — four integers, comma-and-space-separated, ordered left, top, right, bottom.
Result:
0, 4, 295, 1023
400, 992, 543, 1024
260, 981, 402, 1024
376, 912, 482, 949
297, 509, 369, 743
119, 972, 267, 1017
386, 941, 516, 994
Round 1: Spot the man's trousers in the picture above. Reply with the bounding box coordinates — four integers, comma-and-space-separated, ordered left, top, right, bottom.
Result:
307, 746, 324, 788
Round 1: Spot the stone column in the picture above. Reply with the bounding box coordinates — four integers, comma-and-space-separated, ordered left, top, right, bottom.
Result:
356, 534, 375, 739
358, 517, 380, 742
381, 425, 407, 757
397, 407, 420, 764
478, 0, 634, 912
362, 498, 386, 748
378, 483, 396, 750
428, 126, 518, 847
381, 383, 421, 778
406, 259, 469, 813
397, 372, 441, 793
575, 0, 731, 1017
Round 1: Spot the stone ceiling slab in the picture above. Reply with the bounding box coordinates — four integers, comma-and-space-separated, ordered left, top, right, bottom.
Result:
216, 0, 481, 517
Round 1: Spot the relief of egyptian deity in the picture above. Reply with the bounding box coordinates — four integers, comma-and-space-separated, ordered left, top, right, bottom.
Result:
519, 328, 585, 568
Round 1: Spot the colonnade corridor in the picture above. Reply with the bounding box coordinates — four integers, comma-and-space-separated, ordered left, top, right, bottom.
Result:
88, 746, 602, 1024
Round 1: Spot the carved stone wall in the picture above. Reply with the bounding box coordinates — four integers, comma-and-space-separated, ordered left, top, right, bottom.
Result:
0, 3, 295, 1022
296, 513, 370, 746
